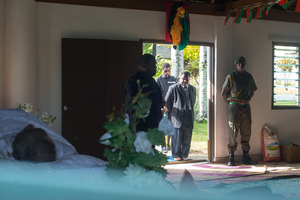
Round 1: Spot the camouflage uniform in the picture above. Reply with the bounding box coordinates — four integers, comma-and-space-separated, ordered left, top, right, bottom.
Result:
222, 70, 257, 152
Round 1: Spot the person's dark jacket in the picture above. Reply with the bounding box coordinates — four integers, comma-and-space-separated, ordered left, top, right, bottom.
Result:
165, 83, 196, 129
125, 70, 162, 132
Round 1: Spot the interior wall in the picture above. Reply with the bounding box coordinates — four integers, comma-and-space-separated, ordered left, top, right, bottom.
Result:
0, 0, 5, 108
231, 20, 300, 156
31, 2, 300, 160
215, 17, 300, 159
35, 2, 215, 133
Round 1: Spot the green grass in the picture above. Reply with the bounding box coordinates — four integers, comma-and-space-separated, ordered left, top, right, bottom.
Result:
190, 121, 208, 153
274, 100, 297, 106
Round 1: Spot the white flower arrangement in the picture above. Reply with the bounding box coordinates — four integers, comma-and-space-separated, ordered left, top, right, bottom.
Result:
99, 133, 112, 145
99, 80, 171, 180
119, 163, 174, 192
134, 131, 153, 154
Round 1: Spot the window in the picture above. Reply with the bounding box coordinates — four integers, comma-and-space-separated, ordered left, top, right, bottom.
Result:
272, 43, 300, 109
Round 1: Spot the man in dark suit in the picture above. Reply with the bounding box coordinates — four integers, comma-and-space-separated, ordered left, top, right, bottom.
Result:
125, 54, 162, 132
165, 70, 196, 161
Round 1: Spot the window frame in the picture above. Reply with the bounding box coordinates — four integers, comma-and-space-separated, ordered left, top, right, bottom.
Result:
272, 42, 300, 109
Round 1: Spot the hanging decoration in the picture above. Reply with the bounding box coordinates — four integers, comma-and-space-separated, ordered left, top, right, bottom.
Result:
246, 5, 254, 23
279, 0, 295, 9
234, 8, 244, 24
266, 0, 276, 14
224, 9, 234, 25
224, 0, 300, 25
255, 1, 268, 19
165, 1, 190, 50
296, 0, 300, 12
165, 1, 172, 42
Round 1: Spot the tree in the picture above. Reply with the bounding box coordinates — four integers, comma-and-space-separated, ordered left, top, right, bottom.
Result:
276, 58, 297, 90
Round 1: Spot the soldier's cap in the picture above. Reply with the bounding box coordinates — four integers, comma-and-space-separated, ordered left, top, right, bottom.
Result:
234, 56, 246, 65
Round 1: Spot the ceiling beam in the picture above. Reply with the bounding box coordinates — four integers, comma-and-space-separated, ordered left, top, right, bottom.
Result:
36, 0, 225, 15
225, 0, 271, 10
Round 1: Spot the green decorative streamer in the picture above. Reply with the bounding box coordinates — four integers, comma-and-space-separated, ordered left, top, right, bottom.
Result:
235, 8, 244, 24
281, 0, 295, 9
224, 9, 233, 25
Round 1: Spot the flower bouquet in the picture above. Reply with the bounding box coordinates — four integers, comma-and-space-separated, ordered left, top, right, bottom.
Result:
99, 80, 174, 181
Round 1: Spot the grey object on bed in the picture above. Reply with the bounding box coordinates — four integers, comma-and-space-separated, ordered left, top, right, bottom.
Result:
0, 108, 77, 160
0, 109, 107, 168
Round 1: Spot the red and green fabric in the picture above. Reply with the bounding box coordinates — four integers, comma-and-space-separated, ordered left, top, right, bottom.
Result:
279, 0, 295, 9
165, 1, 172, 42
255, 2, 268, 19
224, 10, 233, 25
266, 1, 275, 15
296, 0, 300, 12
246, 5, 254, 23
233, 8, 243, 24
178, 12, 190, 51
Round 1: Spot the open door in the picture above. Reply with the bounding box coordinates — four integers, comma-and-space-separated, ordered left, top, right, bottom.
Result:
62, 38, 142, 160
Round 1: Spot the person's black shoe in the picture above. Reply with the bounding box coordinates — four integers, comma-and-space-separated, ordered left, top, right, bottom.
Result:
242, 150, 258, 165
227, 150, 235, 166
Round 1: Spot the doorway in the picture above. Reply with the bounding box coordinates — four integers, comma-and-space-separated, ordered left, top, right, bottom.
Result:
142, 41, 214, 162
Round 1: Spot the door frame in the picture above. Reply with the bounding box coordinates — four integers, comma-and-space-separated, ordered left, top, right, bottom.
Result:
141, 39, 215, 162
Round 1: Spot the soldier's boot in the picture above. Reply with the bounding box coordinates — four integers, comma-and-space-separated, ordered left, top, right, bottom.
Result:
242, 150, 258, 165
227, 150, 235, 166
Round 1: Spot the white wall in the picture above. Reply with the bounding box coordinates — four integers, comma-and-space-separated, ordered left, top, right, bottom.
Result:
230, 19, 300, 157
35, 3, 216, 133
215, 17, 300, 158
0, 0, 5, 108
2, 2, 300, 160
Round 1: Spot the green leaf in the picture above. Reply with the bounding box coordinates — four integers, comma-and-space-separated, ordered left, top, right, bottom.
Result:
124, 129, 136, 152
146, 128, 165, 146
136, 151, 168, 170
109, 134, 125, 149
104, 118, 129, 134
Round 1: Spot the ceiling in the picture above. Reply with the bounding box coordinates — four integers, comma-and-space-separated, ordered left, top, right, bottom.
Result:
36, 0, 300, 23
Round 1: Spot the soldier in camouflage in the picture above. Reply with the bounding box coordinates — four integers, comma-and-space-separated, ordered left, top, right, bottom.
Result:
221, 56, 258, 166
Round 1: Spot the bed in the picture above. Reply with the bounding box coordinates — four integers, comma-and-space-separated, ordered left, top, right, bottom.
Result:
0, 109, 293, 200
0, 109, 194, 200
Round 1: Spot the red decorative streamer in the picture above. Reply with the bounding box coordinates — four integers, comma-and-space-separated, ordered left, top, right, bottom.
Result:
165, 1, 172, 42
296, 0, 300, 12
224, 10, 233, 25
246, 6, 254, 23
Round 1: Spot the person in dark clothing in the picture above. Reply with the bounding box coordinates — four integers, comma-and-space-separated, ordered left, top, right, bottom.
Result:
221, 56, 257, 166
125, 54, 162, 132
156, 62, 176, 152
156, 62, 177, 106
165, 70, 196, 161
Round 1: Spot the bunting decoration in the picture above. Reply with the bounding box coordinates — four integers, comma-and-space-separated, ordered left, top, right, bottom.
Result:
224, 9, 234, 25
234, 8, 244, 24
246, 5, 254, 23
255, 2, 268, 19
296, 0, 300, 12
224, 10, 233, 25
266, 1, 276, 15
166, 2, 190, 50
278, 0, 287, 6
224, 0, 300, 25
279, 0, 294, 9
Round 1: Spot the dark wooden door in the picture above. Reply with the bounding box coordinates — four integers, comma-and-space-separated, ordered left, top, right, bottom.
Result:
62, 38, 142, 160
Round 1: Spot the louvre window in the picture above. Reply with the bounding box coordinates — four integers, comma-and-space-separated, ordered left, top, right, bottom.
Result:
272, 43, 300, 109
